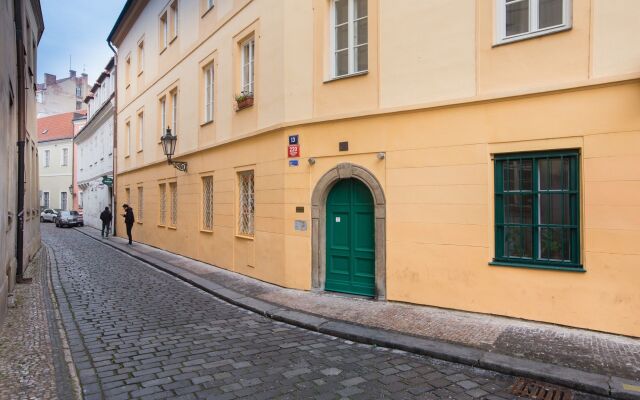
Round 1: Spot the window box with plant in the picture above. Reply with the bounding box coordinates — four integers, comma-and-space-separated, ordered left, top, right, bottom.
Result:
235, 91, 254, 111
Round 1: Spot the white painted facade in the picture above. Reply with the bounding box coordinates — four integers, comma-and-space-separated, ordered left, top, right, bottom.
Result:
76, 59, 115, 230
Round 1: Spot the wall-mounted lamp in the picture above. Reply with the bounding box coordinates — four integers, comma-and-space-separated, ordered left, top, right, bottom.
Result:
160, 127, 188, 172
377, 152, 386, 160
308, 158, 316, 165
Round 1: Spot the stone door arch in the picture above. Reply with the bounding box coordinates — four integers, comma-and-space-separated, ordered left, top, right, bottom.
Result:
311, 163, 386, 300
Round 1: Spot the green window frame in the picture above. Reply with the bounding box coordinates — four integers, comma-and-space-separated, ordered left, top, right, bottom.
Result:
492, 150, 582, 271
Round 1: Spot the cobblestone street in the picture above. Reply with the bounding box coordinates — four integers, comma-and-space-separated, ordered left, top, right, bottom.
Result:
40, 224, 604, 400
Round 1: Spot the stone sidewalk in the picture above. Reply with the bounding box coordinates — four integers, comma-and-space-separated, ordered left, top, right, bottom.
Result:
77, 226, 640, 398
0, 247, 79, 400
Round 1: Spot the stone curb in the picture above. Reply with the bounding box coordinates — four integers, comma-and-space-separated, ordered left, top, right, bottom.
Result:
74, 228, 640, 400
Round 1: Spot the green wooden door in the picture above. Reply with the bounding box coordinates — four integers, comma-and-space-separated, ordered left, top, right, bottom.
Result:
325, 179, 375, 297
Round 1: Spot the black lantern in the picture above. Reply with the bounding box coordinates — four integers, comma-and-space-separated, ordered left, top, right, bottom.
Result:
160, 127, 187, 172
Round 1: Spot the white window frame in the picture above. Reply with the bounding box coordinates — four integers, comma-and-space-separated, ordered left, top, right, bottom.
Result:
61, 147, 69, 166
44, 149, 50, 167
160, 96, 166, 135
241, 38, 254, 95
171, 1, 179, 39
330, 0, 368, 78
171, 91, 178, 134
60, 192, 68, 211
138, 112, 144, 151
43, 191, 49, 208
204, 63, 214, 123
125, 121, 131, 157
161, 12, 168, 50
495, 0, 572, 45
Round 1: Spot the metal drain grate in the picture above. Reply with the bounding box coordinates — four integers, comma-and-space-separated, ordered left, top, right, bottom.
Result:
511, 378, 574, 400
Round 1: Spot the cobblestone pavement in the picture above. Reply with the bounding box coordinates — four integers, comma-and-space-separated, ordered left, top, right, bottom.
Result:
78, 225, 640, 382
43, 225, 605, 399
0, 245, 74, 400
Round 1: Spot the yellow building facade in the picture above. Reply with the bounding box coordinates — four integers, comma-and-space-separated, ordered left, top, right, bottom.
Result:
109, 0, 640, 337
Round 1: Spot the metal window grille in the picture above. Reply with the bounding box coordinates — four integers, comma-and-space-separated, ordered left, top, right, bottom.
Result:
159, 184, 166, 225
494, 151, 580, 267
202, 176, 213, 230
138, 187, 144, 221
170, 182, 177, 226
238, 170, 254, 236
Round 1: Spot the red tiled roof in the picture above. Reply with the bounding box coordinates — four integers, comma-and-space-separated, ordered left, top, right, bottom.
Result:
37, 111, 83, 142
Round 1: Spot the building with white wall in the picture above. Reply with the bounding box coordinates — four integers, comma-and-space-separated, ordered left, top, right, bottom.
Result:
38, 111, 83, 211
75, 57, 115, 229
36, 70, 90, 117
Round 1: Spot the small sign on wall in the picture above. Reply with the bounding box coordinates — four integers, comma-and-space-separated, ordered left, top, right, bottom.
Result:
289, 134, 299, 144
289, 160, 299, 167
294, 220, 307, 231
288, 144, 300, 158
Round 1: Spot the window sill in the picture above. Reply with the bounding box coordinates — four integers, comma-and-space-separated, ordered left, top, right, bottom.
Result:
200, 119, 214, 127
200, 229, 213, 234
167, 225, 177, 230
489, 260, 585, 273
137, 70, 144, 77
126, 83, 131, 89
137, 149, 143, 153
124, 155, 130, 159
324, 70, 368, 84
170, 35, 177, 45
493, 25, 571, 47
202, 5, 214, 18
157, 224, 166, 228
160, 47, 167, 55
235, 234, 254, 240
136, 221, 142, 224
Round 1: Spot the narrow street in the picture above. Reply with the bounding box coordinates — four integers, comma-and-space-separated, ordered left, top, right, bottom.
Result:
39, 224, 607, 400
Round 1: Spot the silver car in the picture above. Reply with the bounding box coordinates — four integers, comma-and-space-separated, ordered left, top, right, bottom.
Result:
40, 208, 56, 222
55, 211, 84, 228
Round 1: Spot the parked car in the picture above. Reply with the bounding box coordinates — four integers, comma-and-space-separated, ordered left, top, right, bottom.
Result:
54, 210, 84, 228
40, 209, 56, 222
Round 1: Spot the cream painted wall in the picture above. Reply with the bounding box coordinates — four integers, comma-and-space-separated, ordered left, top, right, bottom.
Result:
591, 0, 640, 78
39, 139, 73, 210
379, 0, 477, 108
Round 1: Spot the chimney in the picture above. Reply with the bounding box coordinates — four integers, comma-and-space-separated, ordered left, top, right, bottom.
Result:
44, 73, 56, 85
69, 69, 76, 78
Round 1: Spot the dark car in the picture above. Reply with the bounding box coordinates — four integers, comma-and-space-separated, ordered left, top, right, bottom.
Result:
55, 210, 84, 228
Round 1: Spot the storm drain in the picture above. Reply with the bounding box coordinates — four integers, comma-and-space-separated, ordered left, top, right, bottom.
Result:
511, 378, 574, 400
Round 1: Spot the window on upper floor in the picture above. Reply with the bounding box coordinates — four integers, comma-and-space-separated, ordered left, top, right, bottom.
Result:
170, 1, 179, 40
61, 148, 69, 166
44, 149, 50, 167
125, 121, 131, 157
160, 11, 168, 50
207, 0, 214, 9
138, 39, 144, 74
241, 38, 254, 95
203, 62, 214, 123
76, 86, 81, 97
137, 111, 144, 152
36, 91, 43, 103
125, 54, 131, 87
331, 0, 368, 78
496, 0, 571, 44
492, 151, 581, 269
160, 96, 167, 136
171, 90, 178, 134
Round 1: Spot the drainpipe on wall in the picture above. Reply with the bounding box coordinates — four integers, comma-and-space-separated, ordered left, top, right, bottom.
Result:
13, 0, 28, 283
108, 41, 117, 236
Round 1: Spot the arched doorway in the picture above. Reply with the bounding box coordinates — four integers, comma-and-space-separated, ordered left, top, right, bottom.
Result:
325, 178, 375, 296
311, 163, 386, 300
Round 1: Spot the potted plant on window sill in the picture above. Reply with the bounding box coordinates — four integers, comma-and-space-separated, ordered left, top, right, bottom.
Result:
235, 91, 254, 111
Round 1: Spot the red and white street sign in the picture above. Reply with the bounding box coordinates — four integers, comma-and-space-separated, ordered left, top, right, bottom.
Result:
288, 144, 300, 158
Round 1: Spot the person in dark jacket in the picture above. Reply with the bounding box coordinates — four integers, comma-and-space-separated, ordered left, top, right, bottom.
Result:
122, 204, 135, 245
99, 207, 113, 237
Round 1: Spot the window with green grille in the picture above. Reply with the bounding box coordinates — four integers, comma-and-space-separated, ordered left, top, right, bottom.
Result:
494, 151, 580, 268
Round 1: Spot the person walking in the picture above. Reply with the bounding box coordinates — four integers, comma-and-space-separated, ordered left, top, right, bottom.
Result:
122, 204, 135, 245
99, 206, 113, 237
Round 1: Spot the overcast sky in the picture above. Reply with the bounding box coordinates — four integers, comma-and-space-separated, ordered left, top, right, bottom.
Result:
38, 0, 126, 85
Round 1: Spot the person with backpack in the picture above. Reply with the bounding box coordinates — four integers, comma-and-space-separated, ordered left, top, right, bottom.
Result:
122, 204, 135, 245
99, 206, 113, 237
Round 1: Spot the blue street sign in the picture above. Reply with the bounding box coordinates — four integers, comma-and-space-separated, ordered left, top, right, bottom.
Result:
289, 160, 299, 167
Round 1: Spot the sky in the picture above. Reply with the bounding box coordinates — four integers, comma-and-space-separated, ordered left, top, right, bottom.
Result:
38, 0, 126, 85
